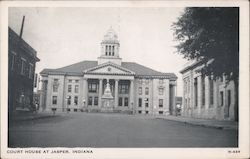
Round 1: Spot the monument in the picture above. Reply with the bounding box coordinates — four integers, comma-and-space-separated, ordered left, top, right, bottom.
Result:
101, 79, 114, 112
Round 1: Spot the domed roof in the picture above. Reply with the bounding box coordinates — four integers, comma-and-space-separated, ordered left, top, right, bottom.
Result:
102, 27, 119, 43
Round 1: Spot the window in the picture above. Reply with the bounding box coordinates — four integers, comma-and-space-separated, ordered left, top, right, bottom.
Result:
145, 98, 149, 107
118, 97, 123, 106
138, 98, 142, 107
88, 82, 97, 93
220, 91, 224, 106
124, 97, 128, 106
10, 53, 15, 70
112, 46, 115, 56
228, 90, 231, 106
145, 79, 149, 84
105, 46, 108, 55
145, 111, 149, 114
138, 110, 142, 114
159, 99, 163, 107
159, 88, 164, 95
67, 96, 71, 105
159, 111, 163, 114
145, 87, 149, 95
53, 84, 58, 92
201, 76, 205, 106
53, 79, 59, 92
188, 98, 190, 108
88, 96, 92, 106
52, 96, 57, 105
119, 84, 129, 94
21, 58, 26, 75
109, 45, 111, 55
28, 63, 33, 79
220, 77, 223, 82
138, 87, 142, 95
68, 85, 72, 93
74, 96, 78, 105
194, 78, 198, 108
68, 79, 72, 83
209, 78, 214, 106
138, 79, 142, 84
94, 97, 98, 106
75, 80, 79, 83
75, 85, 79, 93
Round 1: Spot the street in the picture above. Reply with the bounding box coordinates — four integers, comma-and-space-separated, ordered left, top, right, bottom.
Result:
8, 113, 238, 147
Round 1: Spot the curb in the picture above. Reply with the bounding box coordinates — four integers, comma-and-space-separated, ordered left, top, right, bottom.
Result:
10, 114, 59, 122
156, 117, 237, 130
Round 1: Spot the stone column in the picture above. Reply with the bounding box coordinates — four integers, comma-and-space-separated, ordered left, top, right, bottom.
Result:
40, 80, 48, 111
172, 84, 176, 115
114, 79, 119, 108
129, 79, 134, 112
82, 78, 88, 108
165, 79, 170, 115
98, 79, 103, 108
197, 76, 202, 116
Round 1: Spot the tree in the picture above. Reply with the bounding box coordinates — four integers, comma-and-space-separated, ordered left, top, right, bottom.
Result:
172, 7, 239, 121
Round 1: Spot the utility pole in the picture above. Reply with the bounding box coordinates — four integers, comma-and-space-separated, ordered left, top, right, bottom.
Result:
19, 16, 25, 38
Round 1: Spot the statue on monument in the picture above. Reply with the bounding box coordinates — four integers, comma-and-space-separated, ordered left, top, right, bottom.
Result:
102, 79, 113, 99
101, 79, 114, 112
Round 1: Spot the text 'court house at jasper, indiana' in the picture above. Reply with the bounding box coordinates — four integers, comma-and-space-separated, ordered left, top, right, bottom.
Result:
40, 28, 177, 115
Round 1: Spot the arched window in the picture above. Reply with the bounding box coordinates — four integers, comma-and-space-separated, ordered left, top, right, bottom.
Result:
109, 45, 111, 56
112, 46, 115, 56
105, 46, 108, 55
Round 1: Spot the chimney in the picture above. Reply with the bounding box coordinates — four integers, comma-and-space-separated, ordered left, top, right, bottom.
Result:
19, 16, 25, 38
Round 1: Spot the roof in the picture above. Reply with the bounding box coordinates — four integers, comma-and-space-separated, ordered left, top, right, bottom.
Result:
40, 60, 177, 79
9, 27, 40, 61
180, 59, 214, 74
179, 60, 202, 74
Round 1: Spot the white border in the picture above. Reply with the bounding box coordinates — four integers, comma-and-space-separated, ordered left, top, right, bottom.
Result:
1, 1, 249, 159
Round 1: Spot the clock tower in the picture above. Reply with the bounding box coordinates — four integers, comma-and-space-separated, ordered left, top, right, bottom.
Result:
97, 27, 122, 65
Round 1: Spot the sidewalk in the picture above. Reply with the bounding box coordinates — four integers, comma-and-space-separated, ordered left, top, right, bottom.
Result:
9, 111, 59, 123
156, 115, 238, 130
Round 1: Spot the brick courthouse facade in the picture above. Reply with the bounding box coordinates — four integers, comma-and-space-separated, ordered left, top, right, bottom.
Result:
40, 28, 177, 115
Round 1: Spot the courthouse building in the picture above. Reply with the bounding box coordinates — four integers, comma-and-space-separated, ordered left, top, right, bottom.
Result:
180, 60, 237, 121
40, 28, 177, 115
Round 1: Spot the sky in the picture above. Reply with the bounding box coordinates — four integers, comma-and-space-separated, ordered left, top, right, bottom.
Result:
8, 7, 188, 96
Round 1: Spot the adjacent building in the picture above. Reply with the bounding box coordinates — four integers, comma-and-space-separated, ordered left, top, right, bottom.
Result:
40, 28, 177, 115
180, 60, 237, 121
8, 27, 40, 114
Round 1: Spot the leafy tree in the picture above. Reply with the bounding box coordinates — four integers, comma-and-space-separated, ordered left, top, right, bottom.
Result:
172, 7, 239, 121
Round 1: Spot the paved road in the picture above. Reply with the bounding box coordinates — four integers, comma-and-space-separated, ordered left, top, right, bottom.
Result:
9, 113, 238, 147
